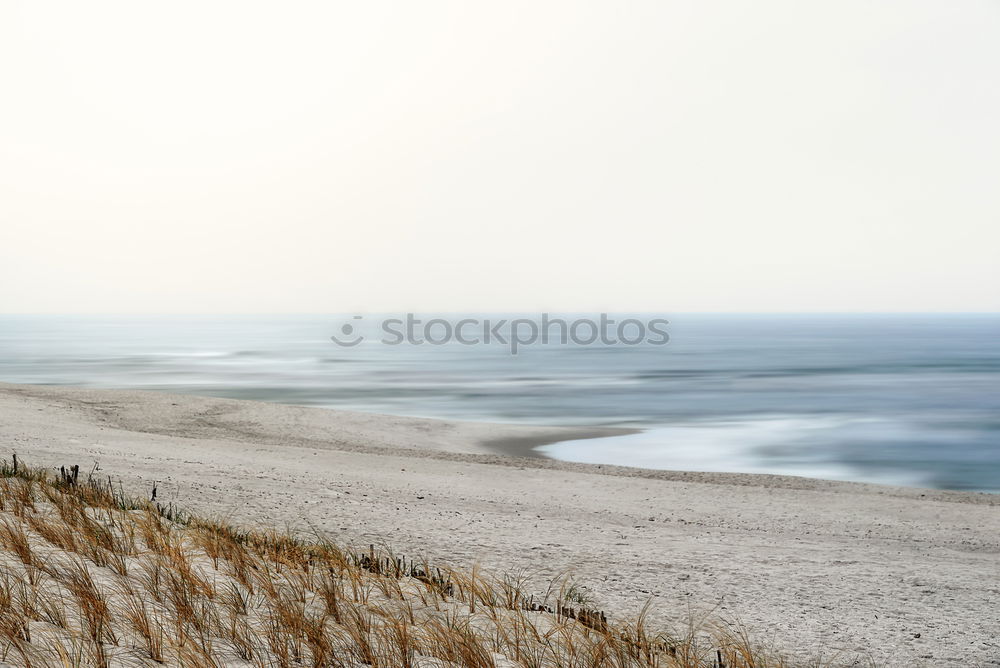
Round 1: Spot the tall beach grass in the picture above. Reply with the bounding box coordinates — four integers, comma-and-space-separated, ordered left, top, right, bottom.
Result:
0, 456, 867, 667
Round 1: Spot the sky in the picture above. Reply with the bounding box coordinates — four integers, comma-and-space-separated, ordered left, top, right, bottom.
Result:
1, 0, 997, 313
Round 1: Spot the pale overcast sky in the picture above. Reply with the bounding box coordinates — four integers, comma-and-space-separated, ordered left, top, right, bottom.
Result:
1, 1, 997, 313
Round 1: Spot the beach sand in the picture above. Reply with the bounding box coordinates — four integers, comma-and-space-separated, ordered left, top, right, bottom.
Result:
0, 382, 997, 666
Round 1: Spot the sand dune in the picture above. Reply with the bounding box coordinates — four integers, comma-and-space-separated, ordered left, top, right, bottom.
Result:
1, 382, 997, 666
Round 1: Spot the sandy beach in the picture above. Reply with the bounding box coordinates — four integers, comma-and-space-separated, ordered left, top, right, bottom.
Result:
0, 382, 997, 666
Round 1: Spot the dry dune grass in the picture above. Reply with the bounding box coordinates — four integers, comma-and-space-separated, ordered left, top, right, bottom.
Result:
0, 457, 859, 667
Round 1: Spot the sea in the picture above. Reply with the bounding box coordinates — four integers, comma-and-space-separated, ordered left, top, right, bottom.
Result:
1, 314, 997, 493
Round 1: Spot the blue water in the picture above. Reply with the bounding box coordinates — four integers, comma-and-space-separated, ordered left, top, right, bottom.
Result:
1, 314, 997, 492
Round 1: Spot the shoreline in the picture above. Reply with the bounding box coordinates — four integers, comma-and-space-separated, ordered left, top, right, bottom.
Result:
480, 427, 641, 459
0, 381, 992, 503
2, 381, 998, 665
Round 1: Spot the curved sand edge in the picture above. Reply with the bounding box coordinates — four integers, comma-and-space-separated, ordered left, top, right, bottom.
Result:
2, 382, 998, 666
0, 380, 636, 456
0, 382, 991, 505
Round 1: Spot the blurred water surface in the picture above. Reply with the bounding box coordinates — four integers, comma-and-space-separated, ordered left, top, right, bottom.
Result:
1, 314, 997, 492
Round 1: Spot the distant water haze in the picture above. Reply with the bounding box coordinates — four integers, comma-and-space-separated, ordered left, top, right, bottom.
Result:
1, 314, 997, 492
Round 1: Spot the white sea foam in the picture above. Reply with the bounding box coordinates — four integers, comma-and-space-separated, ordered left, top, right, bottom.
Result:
540, 415, 934, 488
